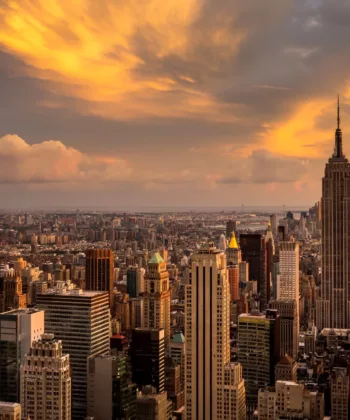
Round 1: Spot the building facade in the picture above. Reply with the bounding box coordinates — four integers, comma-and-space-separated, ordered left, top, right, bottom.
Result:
85, 248, 114, 310
0, 309, 44, 403
0, 402, 21, 420
143, 253, 171, 348
185, 243, 246, 420
36, 289, 110, 420
331, 367, 349, 420
20, 334, 71, 420
317, 103, 350, 329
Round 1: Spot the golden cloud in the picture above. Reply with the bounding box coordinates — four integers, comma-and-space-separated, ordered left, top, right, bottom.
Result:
0, 0, 245, 120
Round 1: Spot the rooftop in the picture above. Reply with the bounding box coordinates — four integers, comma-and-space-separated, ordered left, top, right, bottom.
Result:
149, 252, 164, 264
172, 332, 185, 344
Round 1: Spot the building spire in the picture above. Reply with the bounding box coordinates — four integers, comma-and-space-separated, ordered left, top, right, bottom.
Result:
333, 95, 343, 158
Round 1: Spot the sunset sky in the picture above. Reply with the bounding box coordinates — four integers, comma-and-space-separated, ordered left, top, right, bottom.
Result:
0, 0, 349, 209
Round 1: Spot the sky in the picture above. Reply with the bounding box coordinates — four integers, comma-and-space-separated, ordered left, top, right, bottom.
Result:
0, 0, 349, 209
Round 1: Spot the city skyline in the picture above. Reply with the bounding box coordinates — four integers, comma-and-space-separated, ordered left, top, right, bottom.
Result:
1, 0, 350, 207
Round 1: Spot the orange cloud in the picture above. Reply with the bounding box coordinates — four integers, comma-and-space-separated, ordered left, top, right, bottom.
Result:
0, 134, 131, 183
0, 0, 245, 120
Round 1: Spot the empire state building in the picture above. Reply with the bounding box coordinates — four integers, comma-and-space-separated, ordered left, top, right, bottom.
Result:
317, 98, 350, 329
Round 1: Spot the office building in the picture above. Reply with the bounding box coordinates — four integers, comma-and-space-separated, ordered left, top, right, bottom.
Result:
269, 299, 298, 360
87, 351, 137, 420
270, 214, 278, 236
135, 386, 169, 420
185, 243, 246, 420
165, 360, 184, 410
126, 266, 145, 297
143, 253, 171, 348
0, 309, 44, 402
131, 328, 165, 394
85, 248, 114, 310
227, 231, 241, 265
20, 333, 71, 420
170, 332, 186, 389
274, 354, 297, 382
228, 264, 239, 302
237, 309, 280, 411
317, 101, 350, 329
36, 289, 110, 420
0, 402, 21, 420
265, 223, 275, 305
240, 234, 266, 309
257, 387, 276, 420
277, 242, 299, 303
331, 367, 349, 420
0, 270, 27, 314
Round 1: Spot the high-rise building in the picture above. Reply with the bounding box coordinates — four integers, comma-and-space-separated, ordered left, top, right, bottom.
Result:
277, 242, 299, 303
143, 253, 171, 347
135, 386, 169, 420
270, 214, 278, 237
317, 100, 350, 329
227, 231, 241, 265
240, 234, 266, 308
127, 266, 145, 297
130, 328, 165, 394
185, 243, 246, 420
170, 332, 186, 390
331, 367, 349, 420
87, 351, 137, 420
219, 234, 227, 251
269, 299, 298, 359
237, 309, 280, 411
85, 248, 114, 310
0, 402, 21, 420
0, 270, 27, 314
0, 308, 44, 403
20, 333, 71, 420
265, 223, 275, 305
36, 289, 110, 420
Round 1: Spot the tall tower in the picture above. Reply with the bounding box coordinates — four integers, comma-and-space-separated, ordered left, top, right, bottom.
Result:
85, 249, 114, 310
317, 98, 350, 329
143, 253, 171, 348
37, 289, 110, 420
21, 334, 71, 420
185, 243, 246, 420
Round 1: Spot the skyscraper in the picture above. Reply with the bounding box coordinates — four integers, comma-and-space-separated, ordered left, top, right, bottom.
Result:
237, 309, 280, 411
185, 243, 246, 420
87, 351, 137, 420
36, 289, 110, 420
143, 253, 171, 347
317, 99, 350, 329
126, 266, 145, 297
85, 248, 114, 310
0, 309, 44, 403
240, 233, 266, 308
130, 328, 165, 394
20, 333, 71, 420
331, 367, 349, 420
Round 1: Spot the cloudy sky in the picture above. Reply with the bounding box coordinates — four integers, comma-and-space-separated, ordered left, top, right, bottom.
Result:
0, 0, 349, 209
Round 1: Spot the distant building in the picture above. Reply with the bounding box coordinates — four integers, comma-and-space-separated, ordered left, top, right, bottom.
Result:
0, 402, 21, 420
20, 334, 71, 420
143, 253, 171, 348
85, 248, 114, 310
240, 234, 266, 309
0, 308, 44, 402
136, 386, 170, 420
0, 270, 27, 313
275, 354, 297, 382
226, 220, 237, 237
126, 266, 145, 297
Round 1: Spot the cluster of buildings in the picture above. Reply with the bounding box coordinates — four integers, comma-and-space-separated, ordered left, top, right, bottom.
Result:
0, 108, 349, 420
